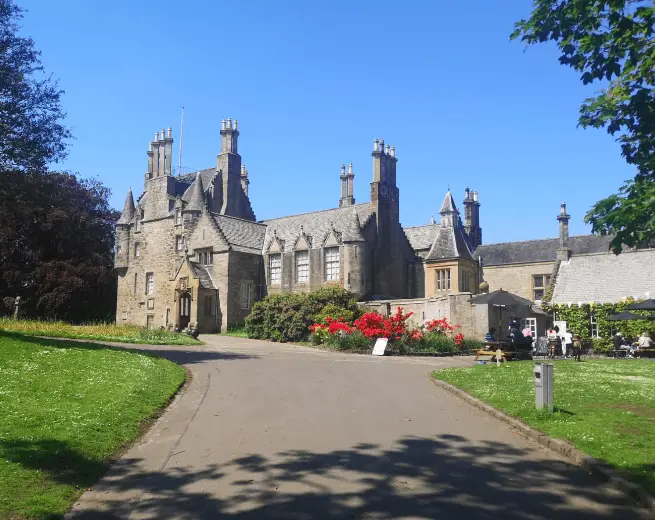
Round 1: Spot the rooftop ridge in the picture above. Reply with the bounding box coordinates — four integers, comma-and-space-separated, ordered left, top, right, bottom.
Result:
260, 202, 370, 223
210, 211, 268, 227
477, 234, 605, 248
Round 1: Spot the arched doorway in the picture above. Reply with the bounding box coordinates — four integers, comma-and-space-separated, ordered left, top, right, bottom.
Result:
179, 291, 191, 330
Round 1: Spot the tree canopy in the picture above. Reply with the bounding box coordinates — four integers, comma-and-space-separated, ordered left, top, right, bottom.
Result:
0, 0, 70, 171
512, 0, 655, 253
0, 0, 118, 322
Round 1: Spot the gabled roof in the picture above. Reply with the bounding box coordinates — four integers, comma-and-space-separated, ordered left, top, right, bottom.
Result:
184, 172, 205, 212
342, 210, 365, 242
189, 262, 216, 289
425, 225, 474, 261
261, 203, 372, 253
211, 213, 267, 254
404, 224, 438, 251
474, 235, 613, 266
551, 249, 655, 304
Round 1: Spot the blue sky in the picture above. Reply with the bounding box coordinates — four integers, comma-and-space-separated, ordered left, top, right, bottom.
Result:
21, 0, 634, 243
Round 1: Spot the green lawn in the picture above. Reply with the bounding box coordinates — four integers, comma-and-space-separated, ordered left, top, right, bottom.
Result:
0, 317, 201, 345
434, 360, 655, 494
224, 324, 249, 338
0, 333, 186, 519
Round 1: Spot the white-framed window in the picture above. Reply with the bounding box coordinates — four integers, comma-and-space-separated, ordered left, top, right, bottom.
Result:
134, 243, 141, 258
175, 209, 182, 225
522, 317, 537, 339
435, 269, 451, 291
240, 282, 251, 310
198, 249, 213, 266
295, 250, 309, 283
176, 235, 185, 252
145, 272, 154, 295
269, 254, 281, 285
324, 247, 340, 281
590, 313, 599, 338
532, 274, 551, 302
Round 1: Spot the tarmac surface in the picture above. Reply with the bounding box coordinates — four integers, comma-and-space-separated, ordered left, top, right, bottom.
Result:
68, 335, 648, 519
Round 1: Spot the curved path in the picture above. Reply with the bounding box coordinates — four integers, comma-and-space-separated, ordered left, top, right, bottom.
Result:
68, 336, 647, 519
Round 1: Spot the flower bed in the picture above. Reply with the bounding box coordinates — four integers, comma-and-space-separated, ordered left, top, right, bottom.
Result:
309, 308, 479, 355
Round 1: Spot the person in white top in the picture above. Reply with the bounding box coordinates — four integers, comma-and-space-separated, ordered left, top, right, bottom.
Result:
563, 329, 574, 358
638, 332, 653, 350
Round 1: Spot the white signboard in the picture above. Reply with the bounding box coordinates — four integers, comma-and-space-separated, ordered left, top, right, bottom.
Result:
372, 338, 388, 356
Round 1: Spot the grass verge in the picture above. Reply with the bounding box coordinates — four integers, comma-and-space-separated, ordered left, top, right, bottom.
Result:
0, 332, 186, 519
434, 360, 655, 495
0, 317, 201, 345
224, 324, 248, 338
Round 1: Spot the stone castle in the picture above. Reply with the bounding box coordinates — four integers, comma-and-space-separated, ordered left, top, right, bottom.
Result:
115, 119, 636, 334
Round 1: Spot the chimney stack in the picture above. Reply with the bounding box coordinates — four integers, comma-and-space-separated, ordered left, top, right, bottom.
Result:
556, 202, 571, 261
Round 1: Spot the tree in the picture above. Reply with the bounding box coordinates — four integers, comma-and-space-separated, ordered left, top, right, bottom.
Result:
0, 170, 120, 322
511, 0, 655, 253
0, 0, 71, 171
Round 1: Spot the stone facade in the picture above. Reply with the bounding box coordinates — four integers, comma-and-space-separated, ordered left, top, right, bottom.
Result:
115, 119, 648, 337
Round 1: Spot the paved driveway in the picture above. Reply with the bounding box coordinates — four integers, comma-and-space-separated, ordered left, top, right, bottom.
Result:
68, 336, 647, 519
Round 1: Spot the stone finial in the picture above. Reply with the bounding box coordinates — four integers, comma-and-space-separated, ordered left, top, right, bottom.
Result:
167, 127, 172, 138
385, 144, 390, 155
234, 119, 238, 131
154, 131, 159, 141
227, 117, 232, 129
148, 142, 153, 151
560, 202, 567, 215
379, 139, 385, 153
241, 164, 247, 175
341, 164, 346, 175
472, 191, 478, 202
429, 215, 436, 225
348, 162, 353, 174
221, 120, 226, 130
390, 146, 395, 157
160, 128, 166, 140
374, 138, 379, 152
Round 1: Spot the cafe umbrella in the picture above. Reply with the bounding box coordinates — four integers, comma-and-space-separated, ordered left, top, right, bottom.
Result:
470, 289, 539, 334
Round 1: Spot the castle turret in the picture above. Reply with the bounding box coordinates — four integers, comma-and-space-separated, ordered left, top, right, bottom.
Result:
439, 190, 458, 228
184, 172, 205, 214
115, 188, 135, 269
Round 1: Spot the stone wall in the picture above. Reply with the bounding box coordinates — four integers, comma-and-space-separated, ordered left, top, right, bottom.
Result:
359, 293, 479, 338
481, 261, 554, 302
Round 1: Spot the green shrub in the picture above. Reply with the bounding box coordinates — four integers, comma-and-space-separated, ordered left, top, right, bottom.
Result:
591, 337, 613, 353
420, 332, 458, 353
324, 330, 371, 352
245, 287, 361, 343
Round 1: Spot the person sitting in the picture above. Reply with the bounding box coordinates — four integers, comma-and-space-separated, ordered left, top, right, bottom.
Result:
613, 332, 624, 351
638, 331, 654, 350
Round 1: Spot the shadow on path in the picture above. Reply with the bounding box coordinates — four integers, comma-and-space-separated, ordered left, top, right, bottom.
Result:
70, 433, 645, 519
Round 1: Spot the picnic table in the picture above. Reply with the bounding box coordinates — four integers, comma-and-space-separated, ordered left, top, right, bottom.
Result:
475, 340, 532, 362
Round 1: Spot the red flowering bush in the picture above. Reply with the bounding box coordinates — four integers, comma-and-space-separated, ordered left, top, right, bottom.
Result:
424, 317, 460, 334
353, 307, 414, 341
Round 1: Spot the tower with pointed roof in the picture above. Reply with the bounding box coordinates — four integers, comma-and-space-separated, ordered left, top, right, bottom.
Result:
115, 188, 135, 270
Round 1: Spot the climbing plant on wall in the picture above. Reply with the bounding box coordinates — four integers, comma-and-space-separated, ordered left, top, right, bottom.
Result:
544, 300, 655, 340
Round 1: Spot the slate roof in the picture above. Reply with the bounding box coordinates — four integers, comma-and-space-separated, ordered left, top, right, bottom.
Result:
184, 173, 205, 212
474, 235, 613, 266
425, 224, 474, 261
404, 224, 438, 251
212, 214, 267, 254
551, 250, 655, 304
261, 203, 372, 253
439, 190, 457, 214
189, 262, 216, 289
117, 188, 135, 225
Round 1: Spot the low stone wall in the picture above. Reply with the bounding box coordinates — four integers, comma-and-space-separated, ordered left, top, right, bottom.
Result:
359, 293, 481, 339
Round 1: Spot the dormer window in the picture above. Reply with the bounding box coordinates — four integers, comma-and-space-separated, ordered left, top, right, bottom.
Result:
197, 249, 213, 266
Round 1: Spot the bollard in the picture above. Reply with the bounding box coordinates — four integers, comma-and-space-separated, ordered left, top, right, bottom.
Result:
534, 362, 553, 412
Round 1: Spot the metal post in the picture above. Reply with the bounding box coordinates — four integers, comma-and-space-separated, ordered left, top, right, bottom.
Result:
534, 362, 554, 412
